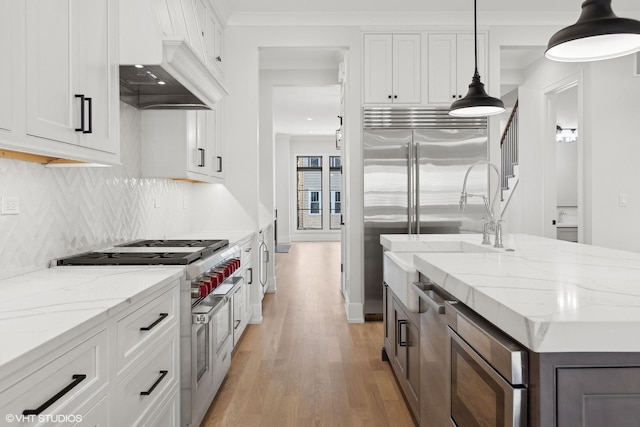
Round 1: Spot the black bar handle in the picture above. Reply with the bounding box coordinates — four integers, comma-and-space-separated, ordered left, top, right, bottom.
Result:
197, 148, 205, 167
234, 319, 241, 330
140, 313, 168, 331
217, 156, 223, 173
247, 267, 253, 284
397, 320, 408, 347
75, 94, 85, 132
84, 97, 93, 134
23, 374, 86, 416
216, 56, 222, 62
140, 370, 168, 396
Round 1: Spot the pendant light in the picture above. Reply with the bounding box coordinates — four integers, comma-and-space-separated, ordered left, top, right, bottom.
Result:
449, 0, 505, 117
546, 0, 640, 62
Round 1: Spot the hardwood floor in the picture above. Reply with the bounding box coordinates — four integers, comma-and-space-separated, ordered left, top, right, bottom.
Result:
201, 241, 415, 427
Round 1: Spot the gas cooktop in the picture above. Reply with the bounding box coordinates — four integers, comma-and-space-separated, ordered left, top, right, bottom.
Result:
54, 239, 229, 266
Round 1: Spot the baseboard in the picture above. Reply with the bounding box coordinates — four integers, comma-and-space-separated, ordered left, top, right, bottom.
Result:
344, 300, 364, 323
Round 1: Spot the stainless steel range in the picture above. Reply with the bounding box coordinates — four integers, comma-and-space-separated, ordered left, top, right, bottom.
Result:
53, 238, 242, 427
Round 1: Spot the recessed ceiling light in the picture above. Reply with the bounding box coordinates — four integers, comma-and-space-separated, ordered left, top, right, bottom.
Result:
134, 64, 144, 69
306, 118, 313, 121
158, 81, 166, 85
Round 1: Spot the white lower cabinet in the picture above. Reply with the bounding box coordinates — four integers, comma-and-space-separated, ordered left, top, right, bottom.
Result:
116, 330, 178, 427
0, 280, 180, 426
232, 280, 247, 347
0, 329, 109, 427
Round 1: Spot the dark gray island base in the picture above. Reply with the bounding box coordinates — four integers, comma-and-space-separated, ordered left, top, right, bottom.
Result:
383, 279, 640, 427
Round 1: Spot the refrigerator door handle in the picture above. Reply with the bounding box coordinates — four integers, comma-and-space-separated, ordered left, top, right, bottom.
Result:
407, 142, 412, 234
415, 142, 421, 235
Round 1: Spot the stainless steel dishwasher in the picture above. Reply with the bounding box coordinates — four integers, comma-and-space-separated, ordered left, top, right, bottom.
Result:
412, 280, 457, 427
446, 300, 528, 427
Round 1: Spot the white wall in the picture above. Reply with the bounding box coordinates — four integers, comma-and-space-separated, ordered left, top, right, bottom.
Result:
556, 141, 578, 206
223, 25, 364, 321
587, 55, 640, 251
274, 133, 291, 244
0, 103, 192, 280
289, 135, 341, 242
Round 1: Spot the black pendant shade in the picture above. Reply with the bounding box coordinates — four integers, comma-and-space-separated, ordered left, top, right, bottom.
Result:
546, 0, 640, 62
449, 0, 504, 117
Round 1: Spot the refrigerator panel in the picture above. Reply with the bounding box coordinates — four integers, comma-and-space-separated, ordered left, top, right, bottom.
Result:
414, 128, 488, 229
363, 129, 412, 316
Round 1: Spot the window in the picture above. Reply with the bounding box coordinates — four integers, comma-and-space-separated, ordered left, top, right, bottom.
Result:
297, 156, 322, 230
310, 191, 321, 215
296, 156, 341, 231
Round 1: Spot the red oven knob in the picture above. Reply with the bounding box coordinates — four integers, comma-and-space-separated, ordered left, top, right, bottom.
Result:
199, 284, 208, 298
210, 275, 219, 289
236, 258, 241, 269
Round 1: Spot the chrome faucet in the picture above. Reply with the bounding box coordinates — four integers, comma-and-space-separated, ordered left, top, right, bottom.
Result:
459, 161, 501, 247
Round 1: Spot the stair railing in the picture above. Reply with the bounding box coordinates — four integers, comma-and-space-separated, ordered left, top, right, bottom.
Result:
500, 100, 519, 195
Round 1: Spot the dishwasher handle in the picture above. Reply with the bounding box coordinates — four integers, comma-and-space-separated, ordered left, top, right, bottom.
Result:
411, 282, 454, 314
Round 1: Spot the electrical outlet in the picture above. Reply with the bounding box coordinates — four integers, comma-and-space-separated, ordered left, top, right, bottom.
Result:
1, 196, 19, 215
154, 198, 161, 209
619, 193, 628, 207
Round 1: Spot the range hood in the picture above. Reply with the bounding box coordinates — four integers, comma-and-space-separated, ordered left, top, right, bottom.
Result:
119, 0, 228, 110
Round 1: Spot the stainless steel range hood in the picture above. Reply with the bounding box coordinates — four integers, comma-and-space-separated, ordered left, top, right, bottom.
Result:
119, 0, 228, 110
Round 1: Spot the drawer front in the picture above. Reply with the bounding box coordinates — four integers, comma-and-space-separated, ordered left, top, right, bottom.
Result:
73, 395, 110, 426
213, 336, 232, 394
117, 286, 179, 372
142, 388, 180, 427
0, 329, 108, 426
117, 331, 178, 427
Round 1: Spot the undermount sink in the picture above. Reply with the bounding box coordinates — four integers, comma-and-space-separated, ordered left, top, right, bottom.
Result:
383, 241, 498, 312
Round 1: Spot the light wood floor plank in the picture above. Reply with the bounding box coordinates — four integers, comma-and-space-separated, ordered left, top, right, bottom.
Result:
201, 242, 414, 426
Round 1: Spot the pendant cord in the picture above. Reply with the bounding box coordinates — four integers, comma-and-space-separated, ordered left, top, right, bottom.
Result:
474, 0, 478, 74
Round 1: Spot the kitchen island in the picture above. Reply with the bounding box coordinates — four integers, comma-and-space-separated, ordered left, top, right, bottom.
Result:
381, 233, 640, 427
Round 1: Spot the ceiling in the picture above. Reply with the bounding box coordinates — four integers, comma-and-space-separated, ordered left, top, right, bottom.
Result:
229, 0, 640, 14
272, 86, 341, 136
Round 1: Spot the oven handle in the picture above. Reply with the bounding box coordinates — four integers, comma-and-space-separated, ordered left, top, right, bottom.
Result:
192, 296, 228, 324
450, 329, 527, 427
445, 301, 528, 385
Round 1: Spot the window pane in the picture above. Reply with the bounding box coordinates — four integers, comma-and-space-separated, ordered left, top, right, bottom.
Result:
330, 157, 341, 230
297, 156, 322, 230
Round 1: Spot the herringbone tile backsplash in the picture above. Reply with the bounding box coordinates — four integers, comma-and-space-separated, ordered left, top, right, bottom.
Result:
0, 103, 192, 280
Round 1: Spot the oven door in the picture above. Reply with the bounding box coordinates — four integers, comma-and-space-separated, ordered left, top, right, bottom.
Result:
449, 330, 527, 427
191, 309, 216, 421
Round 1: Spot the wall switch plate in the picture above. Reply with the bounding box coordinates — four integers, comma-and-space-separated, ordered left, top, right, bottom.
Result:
619, 193, 628, 207
154, 198, 161, 209
1, 196, 20, 215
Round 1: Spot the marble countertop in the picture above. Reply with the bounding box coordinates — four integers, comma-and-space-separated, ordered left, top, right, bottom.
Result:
397, 233, 640, 353
0, 266, 184, 374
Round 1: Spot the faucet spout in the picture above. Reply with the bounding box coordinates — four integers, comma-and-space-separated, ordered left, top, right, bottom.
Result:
459, 160, 501, 221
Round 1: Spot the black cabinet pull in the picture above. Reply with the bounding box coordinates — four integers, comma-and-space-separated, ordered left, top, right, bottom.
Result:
394, 95, 398, 99
197, 148, 205, 167
140, 370, 168, 396
397, 320, 408, 347
452, 94, 456, 99
388, 95, 392, 99
75, 94, 85, 132
234, 319, 241, 330
84, 97, 93, 134
217, 156, 223, 173
216, 56, 222, 62
140, 313, 168, 331
23, 374, 86, 416
247, 267, 253, 284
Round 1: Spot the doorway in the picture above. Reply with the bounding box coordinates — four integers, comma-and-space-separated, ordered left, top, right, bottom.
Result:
544, 76, 583, 243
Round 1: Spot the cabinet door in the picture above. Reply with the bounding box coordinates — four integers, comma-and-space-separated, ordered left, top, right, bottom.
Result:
427, 34, 457, 104
456, 33, 487, 99
73, 0, 117, 154
189, 111, 207, 175
393, 34, 421, 104
205, 107, 224, 179
557, 367, 640, 427
213, 17, 224, 74
383, 283, 395, 361
363, 34, 393, 104
25, 0, 75, 145
0, 1, 14, 136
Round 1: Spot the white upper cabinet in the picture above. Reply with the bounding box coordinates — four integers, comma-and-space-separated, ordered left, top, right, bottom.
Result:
24, 0, 119, 160
141, 108, 223, 183
0, 0, 119, 165
193, 0, 225, 77
363, 34, 421, 104
427, 33, 486, 105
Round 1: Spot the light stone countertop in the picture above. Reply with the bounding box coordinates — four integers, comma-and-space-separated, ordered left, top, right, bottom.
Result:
0, 266, 184, 373
385, 233, 640, 353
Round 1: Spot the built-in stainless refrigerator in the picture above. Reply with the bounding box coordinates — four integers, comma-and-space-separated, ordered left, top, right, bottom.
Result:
363, 108, 489, 317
